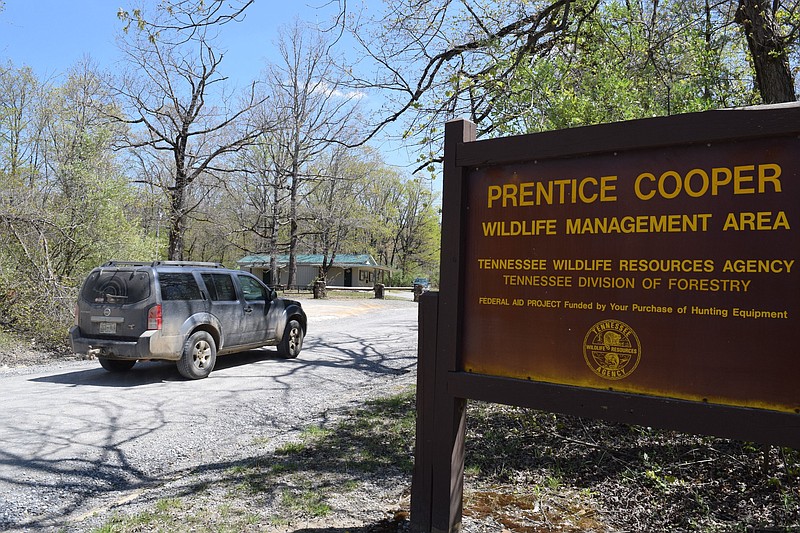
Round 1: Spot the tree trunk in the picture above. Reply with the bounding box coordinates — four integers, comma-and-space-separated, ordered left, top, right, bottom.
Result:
736, 0, 796, 103
287, 173, 299, 289
167, 174, 187, 260
268, 185, 279, 287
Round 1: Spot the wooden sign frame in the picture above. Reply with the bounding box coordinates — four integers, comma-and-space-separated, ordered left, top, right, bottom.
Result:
411, 104, 800, 533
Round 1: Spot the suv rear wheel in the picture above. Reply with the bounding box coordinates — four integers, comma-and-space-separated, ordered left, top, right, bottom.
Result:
178, 331, 217, 379
98, 357, 136, 372
277, 319, 303, 359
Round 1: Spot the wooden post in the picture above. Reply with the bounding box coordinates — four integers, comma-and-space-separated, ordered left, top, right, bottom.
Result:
410, 119, 475, 533
374, 283, 385, 299
312, 280, 326, 299
410, 292, 439, 532
413, 284, 424, 302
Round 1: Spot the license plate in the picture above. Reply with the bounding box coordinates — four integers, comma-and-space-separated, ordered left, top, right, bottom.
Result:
99, 322, 117, 334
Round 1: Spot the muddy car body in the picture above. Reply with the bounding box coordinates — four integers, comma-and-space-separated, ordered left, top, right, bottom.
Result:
70, 261, 306, 379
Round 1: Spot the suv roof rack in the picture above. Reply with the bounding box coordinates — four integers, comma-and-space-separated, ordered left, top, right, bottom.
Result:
102, 260, 225, 268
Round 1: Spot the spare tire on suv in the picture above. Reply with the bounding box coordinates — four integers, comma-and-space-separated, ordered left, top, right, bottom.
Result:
70, 261, 307, 379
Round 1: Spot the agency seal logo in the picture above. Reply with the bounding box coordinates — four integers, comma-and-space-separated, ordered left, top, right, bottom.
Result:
583, 319, 641, 380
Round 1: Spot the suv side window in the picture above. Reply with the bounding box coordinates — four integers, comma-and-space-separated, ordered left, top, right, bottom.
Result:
201, 273, 237, 301
238, 274, 267, 301
160, 273, 202, 300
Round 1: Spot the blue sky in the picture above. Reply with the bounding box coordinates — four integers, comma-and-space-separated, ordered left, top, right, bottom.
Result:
0, 1, 338, 85
0, 1, 422, 174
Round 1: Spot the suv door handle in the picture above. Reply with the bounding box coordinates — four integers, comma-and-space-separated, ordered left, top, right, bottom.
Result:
244, 306, 253, 313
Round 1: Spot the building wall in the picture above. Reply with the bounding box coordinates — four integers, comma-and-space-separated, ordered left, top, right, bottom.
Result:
296, 265, 318, 288
352, 268, 378, 287
318, 267, 376, 288
242, 265, 380, 288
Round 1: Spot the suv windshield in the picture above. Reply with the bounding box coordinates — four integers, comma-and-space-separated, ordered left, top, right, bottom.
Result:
80, 269, 151, 304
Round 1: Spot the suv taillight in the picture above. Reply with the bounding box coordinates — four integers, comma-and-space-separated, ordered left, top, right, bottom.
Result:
147, 304, 162, 330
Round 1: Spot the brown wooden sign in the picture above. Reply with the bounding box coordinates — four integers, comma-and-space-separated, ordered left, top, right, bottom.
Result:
411, 105, 800, 533
461, 135, 800, 414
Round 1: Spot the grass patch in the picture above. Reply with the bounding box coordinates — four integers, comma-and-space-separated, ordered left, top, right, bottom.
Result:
324, 290, 377, 300
91, 498, 185, 532
274, 441, 306, 455
280, 487, 332, 516
269, 392, 416, 475
92, 389, 417, 532
154, 498, 183, 513
259, 391, 417, 486
91, 389, 799, 532
92, 495, 262, 533
301, 425, 332, 439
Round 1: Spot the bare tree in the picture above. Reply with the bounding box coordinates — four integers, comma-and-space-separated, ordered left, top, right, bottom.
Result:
0, 63, 42, 183
229, 131, 290, 286
113, 0, 266, 260
334, 0, 796, 166
117, 0, 254, 43
340, 1, 598, 147
265, 21, 362, 287
305, 145, 372, 281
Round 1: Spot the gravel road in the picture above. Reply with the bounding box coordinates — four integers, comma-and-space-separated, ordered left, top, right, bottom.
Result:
0, 297, 420, 532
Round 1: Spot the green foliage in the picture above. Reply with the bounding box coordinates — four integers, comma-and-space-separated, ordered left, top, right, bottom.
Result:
0, 62, 160, 347
358, 0, 790, 162
274, 441, 306, 456
487, 0, 761, 136
0, 52, 442, 347
354, 171, 440, 285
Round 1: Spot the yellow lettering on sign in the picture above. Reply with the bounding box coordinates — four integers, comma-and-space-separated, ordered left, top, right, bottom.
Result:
722, 211, 790, 231
486, 176, 618, 208
619, 258, 714, 273
481, 219, 557, 236
503, 275, 573, 287
634, 163, 782, 200
477, 258, 548, 270
667, 278, 751, 292
566, 213, 711, 234
721, 259, 795, 273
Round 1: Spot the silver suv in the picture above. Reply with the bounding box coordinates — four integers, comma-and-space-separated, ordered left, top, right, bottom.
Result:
69, 261, 307, 379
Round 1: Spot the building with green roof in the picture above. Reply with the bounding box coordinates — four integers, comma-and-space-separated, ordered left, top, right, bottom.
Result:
237, 254, 390, 289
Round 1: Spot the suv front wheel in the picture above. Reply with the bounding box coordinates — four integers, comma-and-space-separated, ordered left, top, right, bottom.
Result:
277, 319, 303, 359
178, 331, 217, 379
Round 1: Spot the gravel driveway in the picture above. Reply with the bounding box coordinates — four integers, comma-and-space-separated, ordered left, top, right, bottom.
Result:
0, 297, 419, 532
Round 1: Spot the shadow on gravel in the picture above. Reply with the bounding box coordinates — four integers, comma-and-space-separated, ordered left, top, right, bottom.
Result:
291, 518, 409, 532
28, 332, 414, 388
296, 334, 416, 377
28, 350, 286, 386
29, 361, 182, 386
